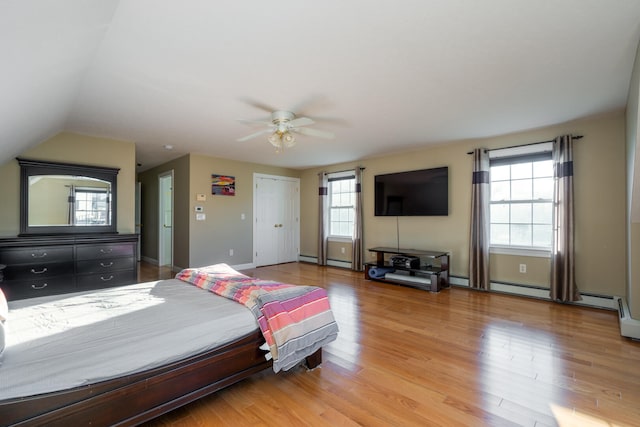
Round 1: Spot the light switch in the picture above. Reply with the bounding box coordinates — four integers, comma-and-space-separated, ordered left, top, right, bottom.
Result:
196, 213, 206, 221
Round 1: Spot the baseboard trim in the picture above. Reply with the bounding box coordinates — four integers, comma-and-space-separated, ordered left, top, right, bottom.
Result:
299, 256, 618, 311
298, 255, 352, 269
140, 256, 184, 273
140, 256, 158, 265
233, 263, 255, 271
451, 276, 617, 310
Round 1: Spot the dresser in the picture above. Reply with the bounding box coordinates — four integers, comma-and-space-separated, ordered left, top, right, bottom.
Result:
0, 234, 138, 301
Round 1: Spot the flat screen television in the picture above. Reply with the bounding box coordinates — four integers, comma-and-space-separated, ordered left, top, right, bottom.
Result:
374, 166, 448, 216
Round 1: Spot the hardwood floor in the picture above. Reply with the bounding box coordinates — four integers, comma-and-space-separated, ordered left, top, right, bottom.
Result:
139, 261, 640, 427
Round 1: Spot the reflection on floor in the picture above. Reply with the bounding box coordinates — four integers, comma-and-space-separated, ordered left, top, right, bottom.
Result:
140, 261, 640, 427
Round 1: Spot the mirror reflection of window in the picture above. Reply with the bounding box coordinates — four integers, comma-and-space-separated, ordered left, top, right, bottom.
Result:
73, 187, 111, 226
28, 175, 111, 227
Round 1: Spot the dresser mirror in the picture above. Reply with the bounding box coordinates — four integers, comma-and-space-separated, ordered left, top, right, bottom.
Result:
18, 158, 119, 235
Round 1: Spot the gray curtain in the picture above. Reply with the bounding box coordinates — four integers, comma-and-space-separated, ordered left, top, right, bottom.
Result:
351, 167, 364, 271
67, 185, 75, 225
469, 148, 490, 290
318, 172, 329, 266
550, 135, 581, 302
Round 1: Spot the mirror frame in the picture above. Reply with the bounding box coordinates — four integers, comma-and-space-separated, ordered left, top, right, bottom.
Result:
18, 158, 119, 235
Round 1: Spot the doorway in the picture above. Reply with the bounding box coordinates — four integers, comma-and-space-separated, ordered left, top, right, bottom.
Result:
253, 174, 300, 267
135, 181, 142, 261
158, 171, 173, 268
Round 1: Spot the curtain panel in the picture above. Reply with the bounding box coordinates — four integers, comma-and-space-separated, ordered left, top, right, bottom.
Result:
469, 148, 490, 290
550, 135, 581, 302
317, 172, 329, 266
351, 168, 364, 271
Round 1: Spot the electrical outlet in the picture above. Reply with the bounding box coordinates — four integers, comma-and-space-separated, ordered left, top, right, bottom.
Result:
519, 264, 526, 273
229, 249, 234, 256
341, 247, 345, 254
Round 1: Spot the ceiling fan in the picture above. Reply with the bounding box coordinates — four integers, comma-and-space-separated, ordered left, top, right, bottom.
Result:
237, 100, 335, 151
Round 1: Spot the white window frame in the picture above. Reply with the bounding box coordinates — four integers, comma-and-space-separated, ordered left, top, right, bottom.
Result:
73, 186, 111, 226
327, 171, 355, 242
489, 143, 553, 258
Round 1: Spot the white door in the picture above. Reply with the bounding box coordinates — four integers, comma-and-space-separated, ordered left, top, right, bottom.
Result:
158, 171, 173, 267
254, 174, 299, 267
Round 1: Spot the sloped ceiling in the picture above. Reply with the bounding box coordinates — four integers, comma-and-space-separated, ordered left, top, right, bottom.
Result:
2, 0, 640, 171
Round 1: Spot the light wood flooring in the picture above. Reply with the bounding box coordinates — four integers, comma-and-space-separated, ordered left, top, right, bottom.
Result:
138, 262, 640, 427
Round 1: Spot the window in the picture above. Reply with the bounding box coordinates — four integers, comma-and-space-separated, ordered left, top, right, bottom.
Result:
490, 150, 553, 250
74, 187, 110, 226
328, 173, 355, 238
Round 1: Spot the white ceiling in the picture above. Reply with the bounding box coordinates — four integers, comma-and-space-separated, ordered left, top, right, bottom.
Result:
2, 0, 640, 172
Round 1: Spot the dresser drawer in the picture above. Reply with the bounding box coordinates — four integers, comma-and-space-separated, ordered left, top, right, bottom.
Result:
77, 269, 137, 290
76, 243, 135, 260
0, 246, 73, 265
2, 276, 76, 300
3, 261, 75, 281
76, 257, 135, 274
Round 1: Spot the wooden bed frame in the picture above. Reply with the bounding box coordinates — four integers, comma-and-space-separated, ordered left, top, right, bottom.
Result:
0, 330, 322, 426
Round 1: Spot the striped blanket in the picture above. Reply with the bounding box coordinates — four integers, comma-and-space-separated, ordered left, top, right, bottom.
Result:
175, 264, 339, 372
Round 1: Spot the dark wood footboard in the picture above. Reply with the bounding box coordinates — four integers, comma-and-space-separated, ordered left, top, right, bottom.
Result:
0, 330, 324, 427
2, 331, 269, 426
305, 347, 323, 369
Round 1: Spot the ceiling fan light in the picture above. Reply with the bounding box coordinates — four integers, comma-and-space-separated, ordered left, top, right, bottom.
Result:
267, 132, 281, 147
283, 132, 296, 147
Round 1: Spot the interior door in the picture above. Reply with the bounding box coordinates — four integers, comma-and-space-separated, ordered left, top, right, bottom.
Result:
254, 174, 299, 267
279, 179, 298, 262
158, 171, 173, 268
256, 177, 280, 266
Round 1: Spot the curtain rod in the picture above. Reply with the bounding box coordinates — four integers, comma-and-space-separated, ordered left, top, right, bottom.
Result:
466, 135, 583, 155
323, 167, 365, 175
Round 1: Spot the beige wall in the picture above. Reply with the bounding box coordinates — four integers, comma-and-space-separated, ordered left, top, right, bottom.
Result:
139, 153, 299, 270
187, 154, 298, 268
0, 132, 136, 236
301, 112, 627, 297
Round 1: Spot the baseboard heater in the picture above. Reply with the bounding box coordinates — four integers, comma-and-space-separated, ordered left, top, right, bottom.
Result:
384, 272, 431, 286
615, 296, 640, 340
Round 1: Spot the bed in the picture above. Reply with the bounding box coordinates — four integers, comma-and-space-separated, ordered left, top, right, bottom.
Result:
0, 264, 338, 426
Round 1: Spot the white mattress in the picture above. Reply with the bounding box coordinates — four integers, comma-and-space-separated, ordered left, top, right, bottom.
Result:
0, 278, 259, 400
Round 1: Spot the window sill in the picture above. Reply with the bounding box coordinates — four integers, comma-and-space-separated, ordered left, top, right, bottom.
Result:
490, 245, 551, 258
328, 236, 352, 243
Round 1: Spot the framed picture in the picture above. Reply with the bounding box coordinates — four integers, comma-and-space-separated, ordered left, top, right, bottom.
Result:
211, 174, 235, 196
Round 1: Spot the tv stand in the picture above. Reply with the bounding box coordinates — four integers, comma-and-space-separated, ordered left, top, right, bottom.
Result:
364, 247, 449, 292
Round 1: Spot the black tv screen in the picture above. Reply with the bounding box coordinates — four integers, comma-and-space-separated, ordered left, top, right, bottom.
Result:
374, 167, 448, 216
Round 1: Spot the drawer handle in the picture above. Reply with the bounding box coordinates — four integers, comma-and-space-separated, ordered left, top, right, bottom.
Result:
100, 275, 114, 281
30, 267, 48, 274
100, 248, 113, 254
100, 262, 114, 268
31, 283, 48, 290
31, 252, 48, 258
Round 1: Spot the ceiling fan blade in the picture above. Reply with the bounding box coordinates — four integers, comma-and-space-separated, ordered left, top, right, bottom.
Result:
288, 117, 315, 127
239, 97, 279, 114
307, 116, 349, 126
237, 118, 272, 126
292, 127, 335, 139
237, 128, 273, 142
289, 95, 329, 116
